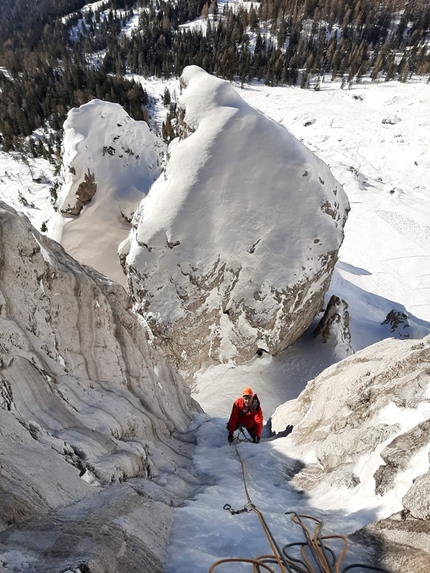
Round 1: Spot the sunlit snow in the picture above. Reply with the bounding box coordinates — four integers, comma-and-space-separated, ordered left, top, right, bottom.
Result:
1, 72, 430, 571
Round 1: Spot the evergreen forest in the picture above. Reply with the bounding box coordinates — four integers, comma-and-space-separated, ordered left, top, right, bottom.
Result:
0, 0, 429, 152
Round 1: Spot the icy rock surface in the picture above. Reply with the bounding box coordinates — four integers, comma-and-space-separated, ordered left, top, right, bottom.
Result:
0, 201, 200, 572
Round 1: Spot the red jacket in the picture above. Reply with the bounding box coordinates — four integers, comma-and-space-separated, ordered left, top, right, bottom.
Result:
227, 394, 263, 438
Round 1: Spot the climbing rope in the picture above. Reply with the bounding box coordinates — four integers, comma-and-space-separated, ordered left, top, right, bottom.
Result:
212, 440, 293, 573
209, 436, 392, 573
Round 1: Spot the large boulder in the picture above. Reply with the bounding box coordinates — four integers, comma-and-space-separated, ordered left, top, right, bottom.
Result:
121, 66, 350, 382
0, 201, 200, 571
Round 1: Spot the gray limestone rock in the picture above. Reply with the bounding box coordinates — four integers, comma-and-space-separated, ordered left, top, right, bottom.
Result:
0, 201, 201, 571
0, 486, 174, 573
61, 168, 97, 216
403, 470, 430, 520
271, 335, 430, 571
374, 420, 430, 496
355, 511, 430, 573
313, 294, 353, 357
122, 67, 350, 383
382, 309, 411, 339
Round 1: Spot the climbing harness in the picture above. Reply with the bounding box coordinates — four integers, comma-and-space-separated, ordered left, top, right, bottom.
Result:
209, 441, 393, 573
228, 425, 254, 444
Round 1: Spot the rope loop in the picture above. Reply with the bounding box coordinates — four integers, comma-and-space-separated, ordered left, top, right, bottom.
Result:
211, 442, 393, 573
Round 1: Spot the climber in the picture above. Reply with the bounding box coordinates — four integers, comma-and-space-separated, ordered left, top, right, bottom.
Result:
227, 387, 263, 444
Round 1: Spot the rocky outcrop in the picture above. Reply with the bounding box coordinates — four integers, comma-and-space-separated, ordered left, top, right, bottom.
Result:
403, 470, 430, 520
121, 66, 350, 382
53, 99, 162, 286
61, 168, 97, 216
0, 201, 200, 572
374, 419, 430, 496
382, 309, 411, 338
271, 335, 430, 572
356, 508, 430, 573
313, 294, 353, 358
0, 476, 176, 573
382, 115, 401, 125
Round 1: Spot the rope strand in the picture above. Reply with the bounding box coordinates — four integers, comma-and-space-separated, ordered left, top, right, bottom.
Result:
209, 434, 393, 573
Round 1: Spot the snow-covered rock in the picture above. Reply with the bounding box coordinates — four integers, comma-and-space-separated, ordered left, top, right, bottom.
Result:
272, 334, 430, 572
54, 99, 163, 286
382, 115, 402, 125
0, 201, 200, 571
381, 308, 411, 339
121, 66, 350, 381
313, 294, 353, 359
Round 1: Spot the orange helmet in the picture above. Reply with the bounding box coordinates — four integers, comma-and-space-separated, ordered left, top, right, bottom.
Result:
242, 387, 254, 397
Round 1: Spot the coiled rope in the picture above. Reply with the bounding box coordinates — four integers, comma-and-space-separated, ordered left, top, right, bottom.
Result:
209, 436, 392, 573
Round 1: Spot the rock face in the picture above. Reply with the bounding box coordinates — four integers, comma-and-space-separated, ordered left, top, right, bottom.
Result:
61, 168, 98, 216
0, 201, 200, 572
313, 294, 353, 358
271, 335, 430, 572
54, 99, 162, 286
121, 66, 350, 382
382, 308, 411, 339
